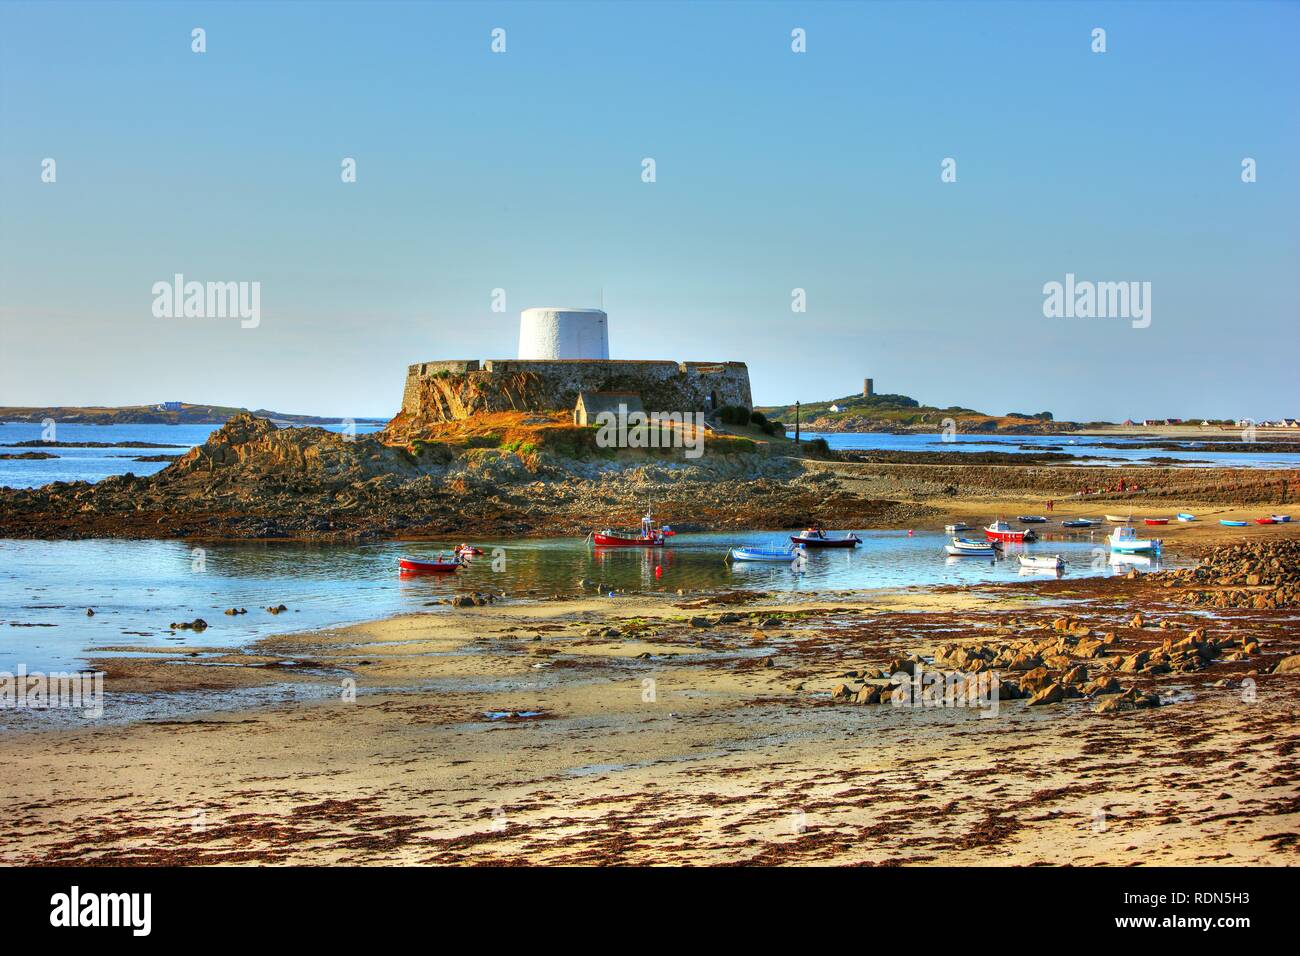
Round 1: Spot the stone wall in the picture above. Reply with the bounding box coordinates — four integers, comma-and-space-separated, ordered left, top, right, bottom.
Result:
392, 358, 752, 436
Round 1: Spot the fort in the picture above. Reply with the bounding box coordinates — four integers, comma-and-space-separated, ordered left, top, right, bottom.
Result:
388, 308, 753, 439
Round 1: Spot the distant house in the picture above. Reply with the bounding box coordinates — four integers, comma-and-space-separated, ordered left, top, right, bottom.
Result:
573, 390, 644, 426
157, 401, 183, 412
828, 404, 841, 413
1122, 419, 1135, 426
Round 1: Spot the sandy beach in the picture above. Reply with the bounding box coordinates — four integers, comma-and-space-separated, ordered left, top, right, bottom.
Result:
4, 516, 1297, 866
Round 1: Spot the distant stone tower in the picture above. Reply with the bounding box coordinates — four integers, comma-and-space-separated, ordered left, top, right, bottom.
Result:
518, 308, 609, 360
863, 378, 874, 397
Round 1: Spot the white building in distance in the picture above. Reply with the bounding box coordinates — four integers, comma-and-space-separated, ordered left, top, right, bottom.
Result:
518, 308, 609, 360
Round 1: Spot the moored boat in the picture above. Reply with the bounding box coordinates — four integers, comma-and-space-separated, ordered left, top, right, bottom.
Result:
1017, 515, 1048, 524
790, 529, 861, 548
592, 507, 675, 547
946, 542, 995, 557
951, 536, 998, 553
1018, 554, 1064, 571
1143, 518, 1169, 526
1176, 512, 1197, 522
1219, 519, 1249, 527
398, 556, 461, 573
1061, 519, 1095, 528
1255, 517, 1277, 525
1271, 514, 1292, 523
1104, 514, 1133, 524
593, 530, 670, 547
985, 520, 1036, 544
728, 546, 804, 563
1109, 526, 1160, 553
944, 522, 972, 533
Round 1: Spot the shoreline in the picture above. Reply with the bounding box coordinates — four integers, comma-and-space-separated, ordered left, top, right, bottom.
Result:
2, 542, 1298, 865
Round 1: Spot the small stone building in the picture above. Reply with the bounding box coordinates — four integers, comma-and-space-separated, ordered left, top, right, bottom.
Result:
574, 390, 645, 426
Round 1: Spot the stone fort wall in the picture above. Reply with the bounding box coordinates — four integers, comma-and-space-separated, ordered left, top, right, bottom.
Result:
396, 358, 753, 428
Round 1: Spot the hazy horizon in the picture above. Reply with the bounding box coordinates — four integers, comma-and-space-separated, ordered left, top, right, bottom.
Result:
2, 1, 1297, 421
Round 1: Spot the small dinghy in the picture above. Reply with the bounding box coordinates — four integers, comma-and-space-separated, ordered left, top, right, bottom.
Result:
1109, 526, 1161, 553
944, 522, 972, 533
455, 544, 485, 557
728, 546, 804, 563
1018, 554, 1064, 571
1061, 519, 1095, 528
946, 541, 996, 557
1255, 517, 1277, 525
1017, 515, 1048, 524
1271, 514, 1292, 523
950, 536, 997, 553
1143, 518, 1170, 526
1176, 512, 1197, 522
398, 556, 461, 573
1104, 514, 1133, 524
1219, 519, 1249, 527
790, 529, 861, 548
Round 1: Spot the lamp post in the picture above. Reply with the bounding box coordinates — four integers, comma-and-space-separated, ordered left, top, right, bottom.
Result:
794, 401, 801, 451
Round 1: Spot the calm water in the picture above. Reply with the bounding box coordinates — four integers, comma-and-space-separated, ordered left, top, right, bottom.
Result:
0, 529, 1176, 672
0, 421, 385, 488
5, 424, 1295, 489
796, 431, 1300, 469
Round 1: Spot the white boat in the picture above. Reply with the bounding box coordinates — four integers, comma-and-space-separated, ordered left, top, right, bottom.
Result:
1176, 512, 1197, 522
1270, 514, 1291, 523
1104, 514, 1133, 524
728, 546, 804, 563
944, 522, 972, 533
950, 536, 997, 552
1018, 554, 1064, 571
946, 543, 995, 557
1108, 525, 1161, 553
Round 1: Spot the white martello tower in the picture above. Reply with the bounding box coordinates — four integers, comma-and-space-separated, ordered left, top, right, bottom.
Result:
518, 308, 609, 360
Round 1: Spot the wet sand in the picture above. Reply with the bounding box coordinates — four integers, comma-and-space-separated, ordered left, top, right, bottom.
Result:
2, 546, 1297, 865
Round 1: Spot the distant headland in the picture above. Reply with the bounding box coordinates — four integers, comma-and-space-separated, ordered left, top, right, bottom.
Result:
0, 403, 387, 427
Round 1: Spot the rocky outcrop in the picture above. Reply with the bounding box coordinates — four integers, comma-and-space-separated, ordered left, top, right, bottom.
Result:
1160, 541, 1300, 609
0, 414, 908, 541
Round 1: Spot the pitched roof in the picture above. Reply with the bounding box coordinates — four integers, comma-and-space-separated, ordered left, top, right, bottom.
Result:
576, 390, 645, 415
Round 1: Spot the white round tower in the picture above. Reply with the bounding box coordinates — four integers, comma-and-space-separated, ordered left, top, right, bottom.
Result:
518, 308, 609, 360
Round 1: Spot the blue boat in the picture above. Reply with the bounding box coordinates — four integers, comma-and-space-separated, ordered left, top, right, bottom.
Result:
1219, 519, 1249, 527
728, 546, 804, 563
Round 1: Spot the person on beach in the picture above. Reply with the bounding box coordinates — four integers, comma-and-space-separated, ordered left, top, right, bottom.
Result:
1047, 499, 1054, 512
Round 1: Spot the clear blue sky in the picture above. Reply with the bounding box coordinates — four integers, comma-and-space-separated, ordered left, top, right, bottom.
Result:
1, 0, 1296, 421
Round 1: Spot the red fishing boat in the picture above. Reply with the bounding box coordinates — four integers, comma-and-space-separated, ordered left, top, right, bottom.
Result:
985, 519, 1037, 544
1143, 518, 1169, 526
1255, 517, 1277, 525
789, 528, 861, 548
398, 556, 462, 573
591, 508, 675, 548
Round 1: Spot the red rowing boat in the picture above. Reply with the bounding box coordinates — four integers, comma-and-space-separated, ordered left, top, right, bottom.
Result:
398, 557, 461, 573
1255, 517, 1277, 525
1143, 518, 1169, 526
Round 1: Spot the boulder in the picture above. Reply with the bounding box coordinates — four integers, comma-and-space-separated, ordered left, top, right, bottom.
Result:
1026, 682, 1066, 706
1272, 654, 1300, 675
